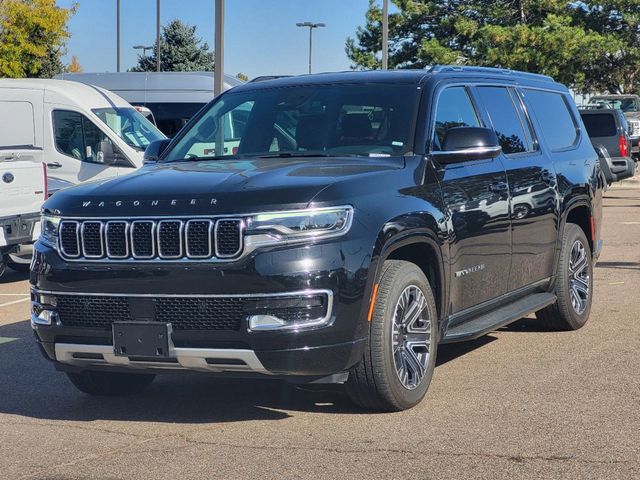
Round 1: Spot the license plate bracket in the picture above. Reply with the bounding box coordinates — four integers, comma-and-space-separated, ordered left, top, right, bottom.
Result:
113, 322, 172, 358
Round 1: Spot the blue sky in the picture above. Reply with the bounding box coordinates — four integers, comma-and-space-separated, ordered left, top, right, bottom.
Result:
55, 0, 377, 78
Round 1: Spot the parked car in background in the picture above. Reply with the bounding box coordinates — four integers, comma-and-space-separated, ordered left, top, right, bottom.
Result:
0, 141, 47, 277
579, 108, 636, 184
585, 94, 640, 159
31, 67, 603, 411
55, 72, 244, 137
0, 80, 166, 195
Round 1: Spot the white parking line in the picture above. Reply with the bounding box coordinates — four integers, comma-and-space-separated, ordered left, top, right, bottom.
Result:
0, 298, 29, 308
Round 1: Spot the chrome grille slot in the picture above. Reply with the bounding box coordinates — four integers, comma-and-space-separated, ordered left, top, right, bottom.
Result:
81, 221, 103, 258
215, 219, 243, 258
57, 217, 248, 261
157, 220, 183, 258
105, 221, 128, 258
185, 220, 213, 258
131, 221, 155, 259
59, 221, 80, 258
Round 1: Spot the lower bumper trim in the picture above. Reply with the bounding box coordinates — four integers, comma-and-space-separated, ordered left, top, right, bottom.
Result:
54, 343, 271, 374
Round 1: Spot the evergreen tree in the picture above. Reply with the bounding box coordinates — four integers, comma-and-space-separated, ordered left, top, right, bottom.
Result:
131, 19, 214, 72
347, 1, 638, 94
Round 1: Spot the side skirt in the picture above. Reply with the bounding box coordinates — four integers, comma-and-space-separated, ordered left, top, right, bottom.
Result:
441, 292, 556, 344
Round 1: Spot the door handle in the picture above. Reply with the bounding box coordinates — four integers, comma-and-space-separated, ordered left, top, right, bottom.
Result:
489, 182, 509, 194
47, 162, 62, 169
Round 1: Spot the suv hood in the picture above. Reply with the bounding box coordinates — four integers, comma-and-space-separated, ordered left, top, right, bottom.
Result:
44, 157, 403, 217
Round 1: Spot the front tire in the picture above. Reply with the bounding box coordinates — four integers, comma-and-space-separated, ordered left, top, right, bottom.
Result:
536, 223, 593, 330
66, 371, 155, 396
346, 260, 438, 411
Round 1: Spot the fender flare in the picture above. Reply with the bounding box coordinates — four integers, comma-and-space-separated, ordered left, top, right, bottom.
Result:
360, 228, 448, 329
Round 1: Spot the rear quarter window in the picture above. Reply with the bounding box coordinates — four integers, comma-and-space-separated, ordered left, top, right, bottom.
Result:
580, 114, 617, 137
525, 90, 578, 151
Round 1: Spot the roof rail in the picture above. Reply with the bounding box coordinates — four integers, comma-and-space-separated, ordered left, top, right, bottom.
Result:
429, 65, 555, 82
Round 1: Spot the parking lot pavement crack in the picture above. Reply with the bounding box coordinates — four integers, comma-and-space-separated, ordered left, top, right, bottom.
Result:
174, 436, 637, 466
1, 420, 156, 440
17, 435, 165, 480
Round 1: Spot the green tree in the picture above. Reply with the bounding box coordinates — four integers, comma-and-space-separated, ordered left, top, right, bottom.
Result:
131, 19, 214, 72
236, 72, 249, 81
347, 1, 635, 94
0, 0, 76, 78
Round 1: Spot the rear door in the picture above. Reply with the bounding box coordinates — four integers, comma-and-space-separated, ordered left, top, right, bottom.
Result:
431, 85, 512, 314
474, 86, 559, 290
0, 91, 46, 218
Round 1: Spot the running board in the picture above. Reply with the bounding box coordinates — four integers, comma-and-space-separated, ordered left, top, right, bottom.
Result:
442, 292, 557, 344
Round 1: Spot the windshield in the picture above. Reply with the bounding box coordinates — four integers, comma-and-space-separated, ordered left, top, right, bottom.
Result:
93, 107, 165, 151
163, 84, 420, 162
588, 97, 639, 113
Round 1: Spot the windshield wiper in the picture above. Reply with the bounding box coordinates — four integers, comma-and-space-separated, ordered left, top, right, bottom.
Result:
179, 155, 235, 162
246, 152, 358, 159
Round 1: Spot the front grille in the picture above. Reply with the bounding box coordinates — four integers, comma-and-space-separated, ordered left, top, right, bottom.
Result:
81, 222, 103, 257
52, 293, 327, 331
58, 218, 243, 261
60, 221, 80, 257
215, 219, 243, 257
156, 297, 243, 330
56, 295, 133, 329
629, 120, 640, 137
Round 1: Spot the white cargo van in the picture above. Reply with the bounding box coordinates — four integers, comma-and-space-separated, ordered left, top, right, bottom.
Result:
55, 72, 243, 137
0, 79, 166, 193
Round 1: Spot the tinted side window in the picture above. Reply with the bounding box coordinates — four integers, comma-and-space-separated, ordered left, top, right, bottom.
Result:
433, 87, 480, 150
53, 110, 122, 164
580, 114, 616, 137
478, 87, 530, 154
525, 90, 578, 150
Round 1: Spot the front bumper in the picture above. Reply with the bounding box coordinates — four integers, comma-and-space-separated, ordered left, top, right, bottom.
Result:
30, 236, 373, 380
0, 212, 40, 250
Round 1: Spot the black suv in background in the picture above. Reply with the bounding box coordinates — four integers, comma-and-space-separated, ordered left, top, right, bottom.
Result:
31, 67, 603, 411
579, 108, 636, 184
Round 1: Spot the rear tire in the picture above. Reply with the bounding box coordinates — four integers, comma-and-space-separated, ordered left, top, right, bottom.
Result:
346, 260, 438, 411
536, 223, 593, 330
66, 371, 155, 396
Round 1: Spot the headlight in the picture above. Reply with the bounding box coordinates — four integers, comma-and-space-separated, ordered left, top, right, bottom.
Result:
245, 206, 353, 246
40, 214, 61, 248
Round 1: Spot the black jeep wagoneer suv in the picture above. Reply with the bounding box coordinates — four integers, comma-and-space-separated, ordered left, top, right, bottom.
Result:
31, 67, 603, 411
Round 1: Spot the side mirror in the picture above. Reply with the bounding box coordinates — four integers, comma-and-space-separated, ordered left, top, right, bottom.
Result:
433, 127, 502, 164
143, 139, 171, 164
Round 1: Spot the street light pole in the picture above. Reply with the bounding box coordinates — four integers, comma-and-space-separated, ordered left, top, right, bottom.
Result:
116, 0, 120, 72
156, 0, 161, 72
133, 45, 154, 57
296, 22, 325, 74
381, 0, 389, 70
214, 0, 224, 97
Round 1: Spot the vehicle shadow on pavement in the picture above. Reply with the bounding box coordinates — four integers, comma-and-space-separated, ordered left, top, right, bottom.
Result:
0, 319, 502, 420
498, 315, 551, 333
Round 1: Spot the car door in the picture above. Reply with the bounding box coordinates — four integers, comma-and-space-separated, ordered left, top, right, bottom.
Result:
44, 107, 127, 185
431, 85, 512, 314
474, 85, 559, 290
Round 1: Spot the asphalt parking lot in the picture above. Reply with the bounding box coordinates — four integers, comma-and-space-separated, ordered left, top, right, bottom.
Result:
1, 187, 639, 480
